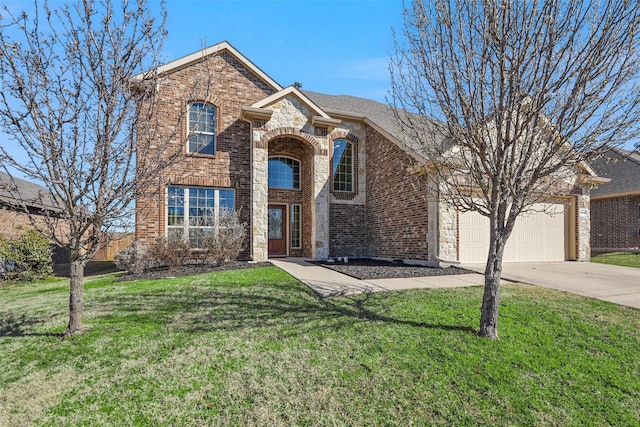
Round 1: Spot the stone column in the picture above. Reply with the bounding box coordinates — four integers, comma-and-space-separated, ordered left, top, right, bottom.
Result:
251, 146, 268, 261
313, 153, 330, 260
426, 177, 458, 265
576, 190, 591, 261
438, 203, 458, 263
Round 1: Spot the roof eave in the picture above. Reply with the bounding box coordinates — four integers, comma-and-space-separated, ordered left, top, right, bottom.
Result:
591, 190, 640, 200
133, 41, 283, 92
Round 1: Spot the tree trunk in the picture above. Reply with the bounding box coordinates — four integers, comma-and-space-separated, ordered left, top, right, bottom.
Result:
479, 234, 507, 339
65, 259, 86, 337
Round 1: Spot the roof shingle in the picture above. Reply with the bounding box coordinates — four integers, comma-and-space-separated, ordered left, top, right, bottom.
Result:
0, 171, 60, 212
590, 149, 640, 197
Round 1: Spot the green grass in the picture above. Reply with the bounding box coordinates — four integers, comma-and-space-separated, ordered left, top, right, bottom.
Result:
592, 252, 640, 268
1, 267, 639, 426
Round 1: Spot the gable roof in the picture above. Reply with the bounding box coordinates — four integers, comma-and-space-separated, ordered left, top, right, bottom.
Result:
254, 86, 335, 119
303, 91, 445, 161
0, 172, 60, 212
136, 41, 283, 92
303, 91, 399, 135
148, 42, 601, 180
304, 91, 606, 180
590, 149, 640, 198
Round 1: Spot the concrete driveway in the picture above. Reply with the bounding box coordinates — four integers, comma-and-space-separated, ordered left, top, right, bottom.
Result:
463, 262, 640, 309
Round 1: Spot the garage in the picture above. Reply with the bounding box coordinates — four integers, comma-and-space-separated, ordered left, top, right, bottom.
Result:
458, 202, 568, 263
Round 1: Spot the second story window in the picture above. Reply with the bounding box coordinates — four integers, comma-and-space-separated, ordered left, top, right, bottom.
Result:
268, 157, 300, 190
188, 102, 216, 155
333, 139, 353, 192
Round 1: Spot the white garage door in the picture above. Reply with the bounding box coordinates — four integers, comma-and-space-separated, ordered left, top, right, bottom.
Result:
459, 202, 566, 263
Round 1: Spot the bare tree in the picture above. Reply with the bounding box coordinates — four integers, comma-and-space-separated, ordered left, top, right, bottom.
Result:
391, 0, 640, 338
0, 0, 184, 337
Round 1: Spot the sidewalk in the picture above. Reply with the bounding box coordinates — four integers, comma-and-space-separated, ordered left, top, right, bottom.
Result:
269, 258, 485, 297
271, 258, 640, 310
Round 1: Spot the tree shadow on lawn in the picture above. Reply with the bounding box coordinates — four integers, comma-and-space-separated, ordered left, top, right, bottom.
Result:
89, 281, 476, 337
0, 312, 63, 338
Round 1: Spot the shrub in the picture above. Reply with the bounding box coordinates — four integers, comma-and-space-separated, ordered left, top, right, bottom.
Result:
148, 234, 191, 269
202, 209, 246, 265
0, 229, 53, 282
114, 241, 150, 274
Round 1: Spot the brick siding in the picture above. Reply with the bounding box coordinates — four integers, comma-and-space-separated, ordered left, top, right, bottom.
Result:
0, 206, 42, 240
364, 126, 430, 260
591, 196, 640, 250
267, 137, 314, 258
135, 51, 275, 259
329, 204, 368, 258
0, 205, 71, 263
137, 49, 435, 262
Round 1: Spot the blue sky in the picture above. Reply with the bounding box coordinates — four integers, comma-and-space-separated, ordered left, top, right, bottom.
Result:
0, 0, 403, 177
2, 0, 637, 154
155, 0, 404, 102
2, 0, 403, 103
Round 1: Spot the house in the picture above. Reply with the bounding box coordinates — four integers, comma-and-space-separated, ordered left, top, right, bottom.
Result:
0, 171, 72, 263
590, 149, 640, 252
0, 171, 61, 240
135, 41, 600, 264
0, 171, 131, 263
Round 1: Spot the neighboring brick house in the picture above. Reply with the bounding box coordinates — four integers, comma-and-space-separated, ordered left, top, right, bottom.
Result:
135, 41, 600, 264
0, 171, 72, 263
0, 171, 62, 240
590, 149, 640, 252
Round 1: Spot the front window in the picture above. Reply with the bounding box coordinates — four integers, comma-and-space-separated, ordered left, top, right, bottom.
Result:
291, 204, 301, 249
167, 186, 235, 247
333, 139, 353, 192
188, 102, 216, 155
268, 157, 300, 190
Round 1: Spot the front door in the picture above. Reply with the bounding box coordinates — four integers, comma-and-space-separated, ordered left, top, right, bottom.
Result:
268, 205, 287, 257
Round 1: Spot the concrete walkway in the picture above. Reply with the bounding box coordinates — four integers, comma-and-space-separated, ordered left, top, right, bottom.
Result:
271, 258, 640, 310
269, 258, 485, 297
462, 261, 640, 309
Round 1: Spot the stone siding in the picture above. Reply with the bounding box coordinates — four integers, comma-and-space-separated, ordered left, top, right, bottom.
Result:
251, 96, 331, 260
0, 205, 71, 263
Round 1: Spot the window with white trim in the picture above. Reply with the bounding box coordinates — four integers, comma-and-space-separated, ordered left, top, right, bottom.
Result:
188, 102, 216, 155
332, 139, 353, 192
167, 186, 235, 247
291, 204, 301, 249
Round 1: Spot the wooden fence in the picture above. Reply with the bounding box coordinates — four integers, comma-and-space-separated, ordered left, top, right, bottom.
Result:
94, 233, 135, 261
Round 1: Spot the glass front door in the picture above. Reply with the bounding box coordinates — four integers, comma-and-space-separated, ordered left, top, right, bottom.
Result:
268, 205, 287, 257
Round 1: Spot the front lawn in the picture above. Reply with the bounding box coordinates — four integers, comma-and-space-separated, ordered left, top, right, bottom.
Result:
592, 252, 640, 268
1, 267, 639, 426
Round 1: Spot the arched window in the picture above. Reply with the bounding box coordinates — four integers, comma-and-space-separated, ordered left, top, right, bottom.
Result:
188, 102, 216, 155
332, 139, 353, 192
268, 157, 300, 190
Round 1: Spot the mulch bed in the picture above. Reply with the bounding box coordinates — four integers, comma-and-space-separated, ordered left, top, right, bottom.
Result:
310, 259, 474, 280
113, 258, 473, 283
115, 261, 272, 282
